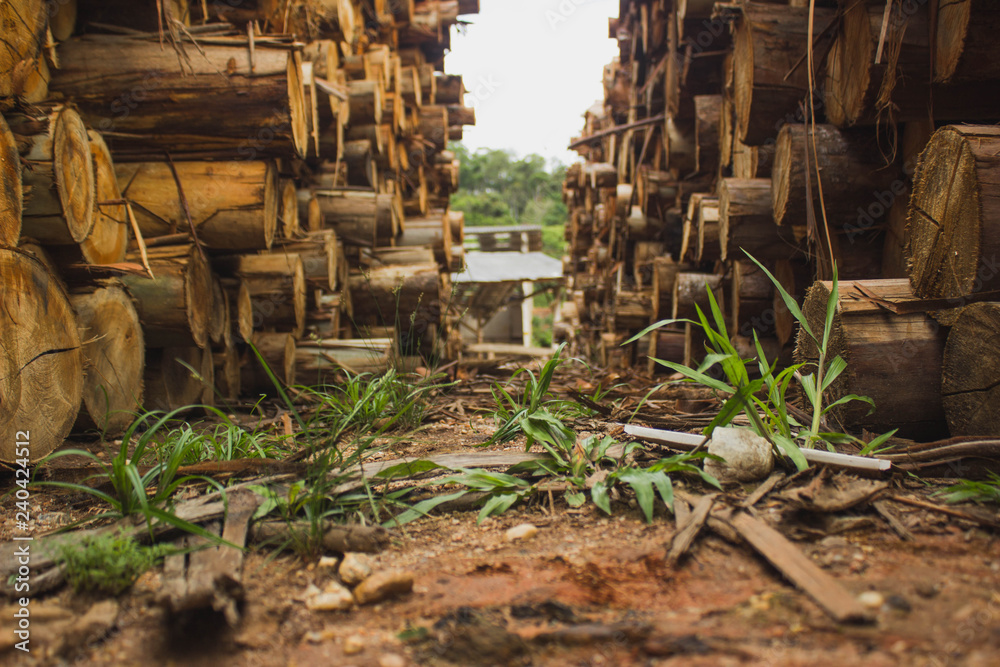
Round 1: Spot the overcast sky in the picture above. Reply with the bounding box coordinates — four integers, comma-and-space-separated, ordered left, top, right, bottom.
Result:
446, 0, 620, 169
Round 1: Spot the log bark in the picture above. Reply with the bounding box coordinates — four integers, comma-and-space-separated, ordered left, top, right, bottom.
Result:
730, 260, 773, 339
825, 0, 1000, 126
694, 94, 721, 176
143, 346, 206, 413
612, 291, 653, 332
941, 303, 1000, 436
906, 125, 1000, 325
116, 160, 278, 251
272, 230, 339, 291
772, 124, 901, 230
672, 272, 725, 321
294, 338, 395, 378
10, 105, 96, 246
718, 178, 802, 262
347, 263, 443, 349
0, 112, 22, 245
795, 279, 948, 439
652, 256, 680, 321
51, 36, 308, 159
935, 0, 1000, 83
216, 252, 307, 339
0, 0, 47, 103
120, 244, 213, 349
313, 189, 397, 247
732, 3, 836, 145
695, 197, 721, 263
70, 282, 144, 435
0, 247, 84, 462
243, 332, 296, 391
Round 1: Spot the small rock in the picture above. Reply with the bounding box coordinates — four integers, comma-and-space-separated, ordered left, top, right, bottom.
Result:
318, 556, 340, 570
885, 594, 912, 613
505, 523, 539, 542
305, 581, 355, 611
378, 652, 407, 667
857, 591, 884, 610
353, 570, 415, 605
704, 427, 774, 482
343, 634, 365, 655
915, 583, 940, 599
339, 552, 375, 586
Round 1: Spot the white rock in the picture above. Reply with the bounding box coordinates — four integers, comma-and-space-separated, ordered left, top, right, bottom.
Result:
339, 552, 375, 586
305, 581, 355, 611
703, 427, 774, 482
505, 523, 539, 542
318, 556, 340, 570
858, 590, 885, 610
378, 653, 406, 667
343, 634, 365, 655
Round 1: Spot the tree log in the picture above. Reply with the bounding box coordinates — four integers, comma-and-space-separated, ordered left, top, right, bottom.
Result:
82, 131, 128, 264
0, 0, 47, 104
796, 279, 948, 439
120, 244, 213, 349
70, 282, 144, 435
313, 189, 397, 247
216, 253, 307, 339
51, 36, 308, 159
347, 263, 443, 350
612, 291, 653, 332
0, 247, 84, 462
825, 0, 1000, 126
941, 303, 1000, 436
278, 179, 299, 239
730, 260, 773, 339
772, 124, 901, 230
732, 3, 836, 145
652, 256, 680, 321
694, 94, 721, 176
672, 272, 725, 321
243, 332, 296, 392
0, 112, 22, 245
718, 178, 802, 262
935, 0, 1000, 84
143, 347, 206, 413
10, 105, 96, 246
907, 125, 1000, 325
272, 230, 339, 291
116, 160, 278, 251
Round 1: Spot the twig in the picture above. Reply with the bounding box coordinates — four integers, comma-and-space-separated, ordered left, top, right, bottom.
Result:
887, 494, 1000, 531
123, 201, 154, 278
164, 153, 206, 259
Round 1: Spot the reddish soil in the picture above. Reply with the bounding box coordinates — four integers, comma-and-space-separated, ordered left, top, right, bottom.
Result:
2, 372, 1000, 667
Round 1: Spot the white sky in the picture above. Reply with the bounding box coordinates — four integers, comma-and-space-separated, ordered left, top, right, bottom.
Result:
446, 0, 620, 169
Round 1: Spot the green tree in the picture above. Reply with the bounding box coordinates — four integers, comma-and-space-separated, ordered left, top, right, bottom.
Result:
449, 143, 567, 258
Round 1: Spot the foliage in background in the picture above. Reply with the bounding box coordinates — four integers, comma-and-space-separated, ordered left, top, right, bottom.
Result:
449, 143, 567, 258
629, 254, 896, 471
55, 531, 174, 596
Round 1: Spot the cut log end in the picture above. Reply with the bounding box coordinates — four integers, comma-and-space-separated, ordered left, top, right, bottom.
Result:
54, 107, 97, 244
81, 131, 129, 264
71, 283, 145, 436
0, 248, 84, 462
0, 113, 22, 245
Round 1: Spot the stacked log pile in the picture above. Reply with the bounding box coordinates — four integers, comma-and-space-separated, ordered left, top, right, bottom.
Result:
562, 0, 1000, 438
1, 0, 478, 461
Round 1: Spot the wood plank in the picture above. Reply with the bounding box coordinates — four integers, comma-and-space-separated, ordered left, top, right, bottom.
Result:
667, 494, 717, 563
728, 511, 873, 624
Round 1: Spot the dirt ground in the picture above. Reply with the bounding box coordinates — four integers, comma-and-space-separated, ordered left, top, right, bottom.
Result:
2, 369, 1000, 667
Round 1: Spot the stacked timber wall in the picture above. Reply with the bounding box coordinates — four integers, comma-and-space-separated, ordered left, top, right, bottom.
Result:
561, 0, 1000, 438
0, 0, 477, 461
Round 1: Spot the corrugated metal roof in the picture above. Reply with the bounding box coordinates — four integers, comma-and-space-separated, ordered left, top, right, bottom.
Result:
462, 225, 543, 234
452, 251, 564, 283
